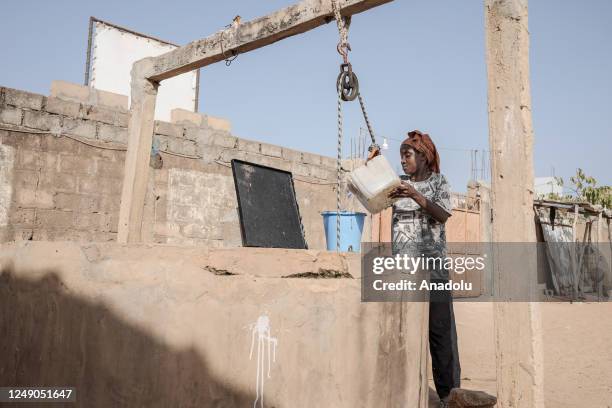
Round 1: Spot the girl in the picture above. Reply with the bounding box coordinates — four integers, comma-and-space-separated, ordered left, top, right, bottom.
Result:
370, 130, 460, 407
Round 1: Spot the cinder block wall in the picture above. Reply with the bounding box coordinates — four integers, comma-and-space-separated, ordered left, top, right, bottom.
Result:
0, 83, 369, 249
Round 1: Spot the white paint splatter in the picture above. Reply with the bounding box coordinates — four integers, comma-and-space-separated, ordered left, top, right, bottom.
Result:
249, 314, 278, 408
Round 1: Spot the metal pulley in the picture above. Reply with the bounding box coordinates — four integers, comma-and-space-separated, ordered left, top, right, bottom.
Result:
336, 63, 359, 102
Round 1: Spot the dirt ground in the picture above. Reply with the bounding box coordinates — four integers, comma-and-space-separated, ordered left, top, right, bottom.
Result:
427, 302, 612, 407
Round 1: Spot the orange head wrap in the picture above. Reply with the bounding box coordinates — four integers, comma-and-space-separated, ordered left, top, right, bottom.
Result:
401, 130, 440, 173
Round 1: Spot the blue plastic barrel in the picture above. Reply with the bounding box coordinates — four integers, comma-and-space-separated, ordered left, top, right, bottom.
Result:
321, 211, 366, 252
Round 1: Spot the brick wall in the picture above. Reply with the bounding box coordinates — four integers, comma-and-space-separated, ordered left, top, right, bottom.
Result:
0, 83, 368, 249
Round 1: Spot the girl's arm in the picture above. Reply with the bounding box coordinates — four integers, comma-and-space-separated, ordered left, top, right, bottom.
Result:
389, 183, 451, 224
408, 190, 450, 224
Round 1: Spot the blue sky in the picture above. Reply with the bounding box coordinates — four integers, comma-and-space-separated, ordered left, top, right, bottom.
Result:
2, 0, 610, 192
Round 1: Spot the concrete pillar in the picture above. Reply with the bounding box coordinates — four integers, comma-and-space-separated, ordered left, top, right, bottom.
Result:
484, 0, 545, 406
117, 59, 159, 243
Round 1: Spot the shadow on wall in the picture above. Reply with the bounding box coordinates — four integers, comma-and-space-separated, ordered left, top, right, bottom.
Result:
0, 266, 269, 408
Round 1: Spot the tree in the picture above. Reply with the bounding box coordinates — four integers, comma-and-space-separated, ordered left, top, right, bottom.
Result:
546, 169, 611, 208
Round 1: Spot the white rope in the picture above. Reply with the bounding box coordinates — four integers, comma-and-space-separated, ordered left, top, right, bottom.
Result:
336, 80, 344, 252
331, 0, 350, 54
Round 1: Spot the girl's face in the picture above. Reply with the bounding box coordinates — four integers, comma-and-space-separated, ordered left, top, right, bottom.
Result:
400, 145, 426, 175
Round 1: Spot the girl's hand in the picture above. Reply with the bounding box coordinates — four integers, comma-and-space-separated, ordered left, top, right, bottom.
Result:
366, 146, 380, 162
388, 182, 418, 199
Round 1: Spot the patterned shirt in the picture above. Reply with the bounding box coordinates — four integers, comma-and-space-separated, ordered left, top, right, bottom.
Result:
392, 172, 453, 277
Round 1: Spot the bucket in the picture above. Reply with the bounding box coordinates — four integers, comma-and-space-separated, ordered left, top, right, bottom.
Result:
347, 155, 401, 214
321, 211, 366, 252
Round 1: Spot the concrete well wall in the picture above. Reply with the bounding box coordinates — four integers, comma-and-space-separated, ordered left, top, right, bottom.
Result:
0, 241, 428, 407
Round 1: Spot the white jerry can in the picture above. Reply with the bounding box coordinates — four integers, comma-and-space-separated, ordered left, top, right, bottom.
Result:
347, 155, 401, 214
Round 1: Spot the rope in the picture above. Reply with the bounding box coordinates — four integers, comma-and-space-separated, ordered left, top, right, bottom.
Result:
331, 0, 350, 62
336, 79, 343, 252
357, 93, 377, 147
331, 0, 349, 252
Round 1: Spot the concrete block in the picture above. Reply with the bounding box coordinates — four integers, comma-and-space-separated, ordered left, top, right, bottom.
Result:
260, 143, 282, 158
275, 159, 292, 172
95, 89, 128, 111
15, 189, 54, 209
50, 80, 128, 110
165, 136, 185, 154
302, 152, 322, 166
154, 222, 182, 238
98, 124, 127, 144
45, 97, 81, 118
211, 132, 236, 149
39, 134, 79, 154
262, 156, 285, 169
32, 228, 88, 241
15, 150, 40, 170
320, 156, 337, 169
59, 154, 97, 175
206, 115, 231, 132
0, 131, 40, 151
292, 163, 311, 177
54, 192, 80, 211
311, 166, 336, 181
181, 140, 198, 157
309, 166, 329, 180
78, 176, 122, 196
340, 158, 365, 172
154, 120, 184, 138
39, 171, 77, 193
13, 170, 39, 189
97, 194, 121, 213
81, 105, 128, 127
12, 228, 34, 241
41, 151, 59, 171
35, 209, 74, 228
182, 223, 208, 239
237, 139, 260, 154
14, 189, 36, 206
50, 81, 90, 104
75, 212, 112, 231
8, 208, 36, 226
78, 195, 101, 213
96, 159, 124, 179
197, 145, 222, 165
282, 148, 302, 162
4, 88, 44, 111
153, 135, 169, 152
255, 155, 285, 170
0, 106, 23, 126
183, 127, 209, 143
219, 149, 245, 163
23, 110, 61, 132
62, 117, 96, 140
170, 109, 205, 127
